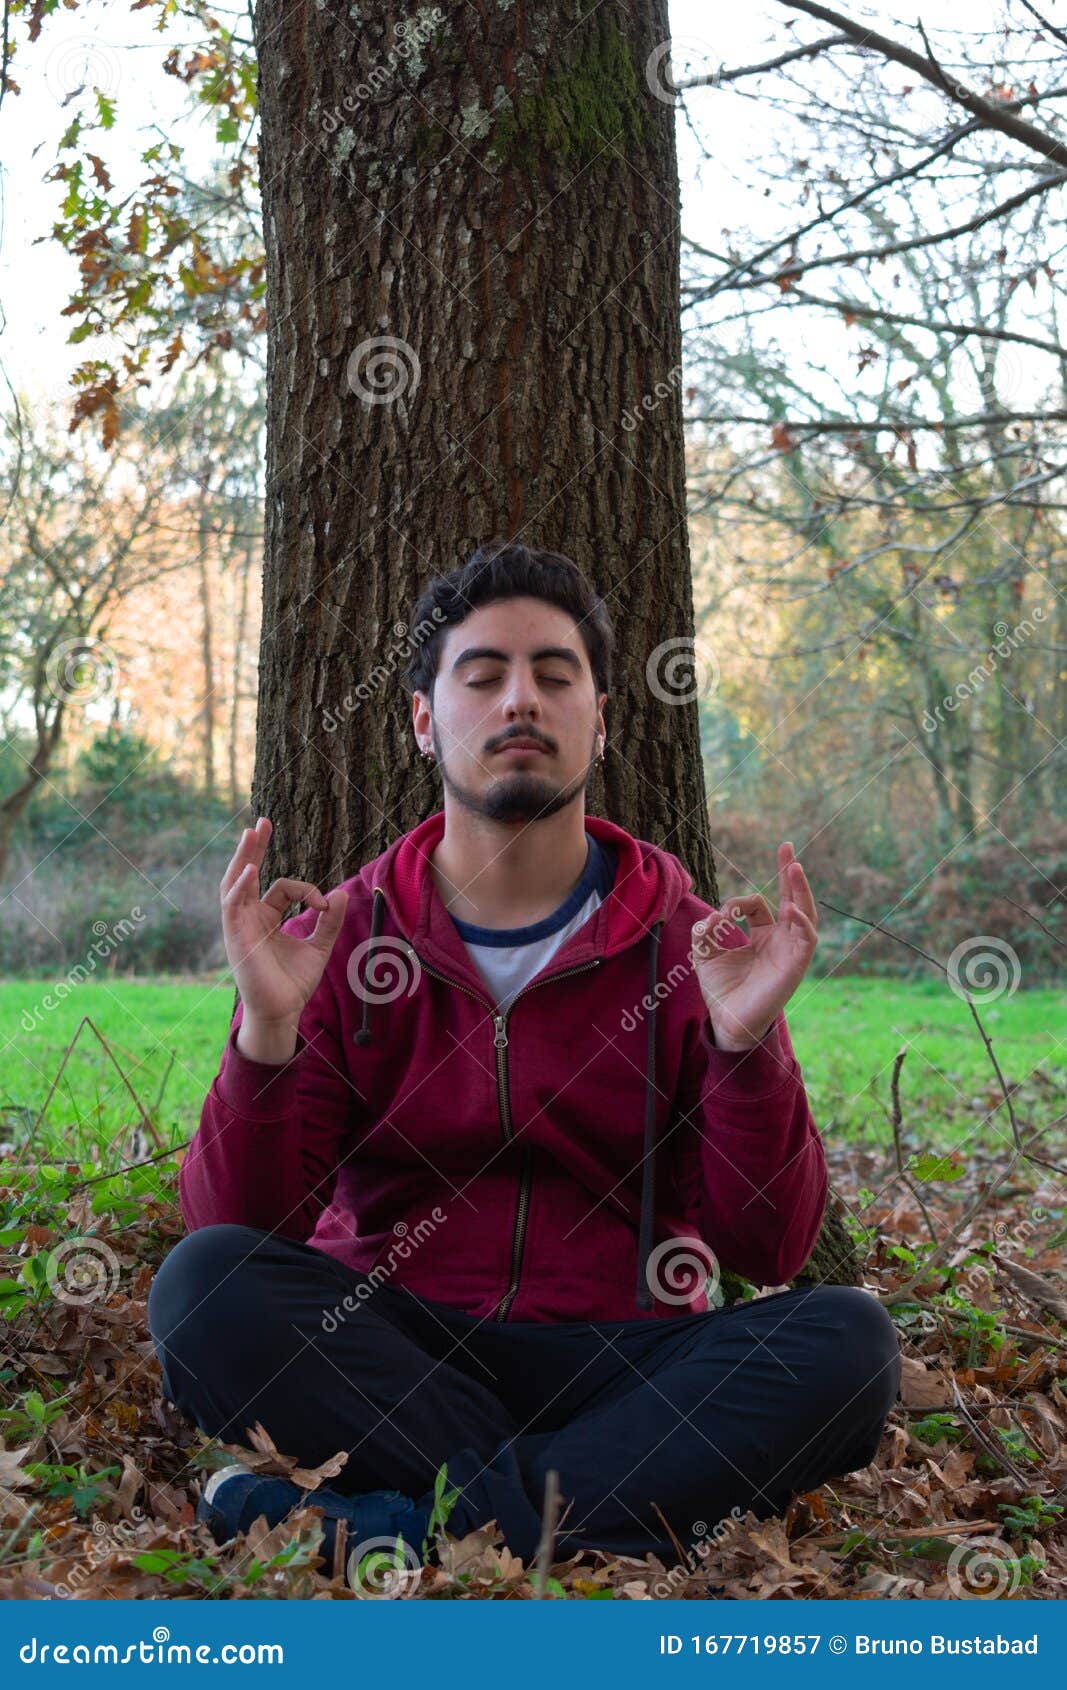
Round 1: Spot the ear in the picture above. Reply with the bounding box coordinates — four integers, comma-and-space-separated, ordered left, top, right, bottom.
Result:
412, 688, 432, 751
596, 691, 608, 746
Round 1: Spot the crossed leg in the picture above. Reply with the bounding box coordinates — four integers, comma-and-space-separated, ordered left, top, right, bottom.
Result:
148, 1224, 901, 1564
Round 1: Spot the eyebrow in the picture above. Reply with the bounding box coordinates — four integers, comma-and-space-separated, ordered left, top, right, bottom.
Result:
449, 645, 583, 674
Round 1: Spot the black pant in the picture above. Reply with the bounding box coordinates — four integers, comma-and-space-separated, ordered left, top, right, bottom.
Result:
148, 1223, 901, 1566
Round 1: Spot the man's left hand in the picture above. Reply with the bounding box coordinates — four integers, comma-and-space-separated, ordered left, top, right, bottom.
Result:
690, 841, 818, 1052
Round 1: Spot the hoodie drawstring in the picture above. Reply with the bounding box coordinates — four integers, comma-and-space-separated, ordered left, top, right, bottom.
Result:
353, 888, 386, 1046
355, 890, 666, 1314
634, 919, 663, 1312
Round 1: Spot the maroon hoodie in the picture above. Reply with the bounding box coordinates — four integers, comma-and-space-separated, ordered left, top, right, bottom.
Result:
180, 810, 827, 1322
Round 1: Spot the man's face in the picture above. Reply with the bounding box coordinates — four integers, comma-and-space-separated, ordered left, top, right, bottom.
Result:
412, 596, 607, 824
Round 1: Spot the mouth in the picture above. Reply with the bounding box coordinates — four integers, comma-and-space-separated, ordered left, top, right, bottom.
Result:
494, 741, 550, 756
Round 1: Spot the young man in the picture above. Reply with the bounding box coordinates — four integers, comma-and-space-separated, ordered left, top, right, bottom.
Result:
149, 540, 900, 1576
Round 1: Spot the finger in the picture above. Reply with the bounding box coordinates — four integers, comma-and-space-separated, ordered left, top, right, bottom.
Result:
221, 827, 254, 896
777, 841, 794, 911
719, 892, 775, 927
692, 909, 743, 953
787, 858, 818, 927
221, 859, 259, 913
308, 888, 349, 951
260, 877, 328, 916
247, 814, 272, 871
782, 898, 818, 948
220, 816, 270, 897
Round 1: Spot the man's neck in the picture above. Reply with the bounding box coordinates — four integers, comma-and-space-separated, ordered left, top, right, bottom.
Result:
429, 805, 592, 930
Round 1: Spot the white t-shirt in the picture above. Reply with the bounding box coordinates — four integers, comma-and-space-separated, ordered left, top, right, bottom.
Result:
450, 831, 617, 1015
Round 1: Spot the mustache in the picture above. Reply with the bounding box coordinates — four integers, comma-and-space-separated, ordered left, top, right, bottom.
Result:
488, 729, 555, 753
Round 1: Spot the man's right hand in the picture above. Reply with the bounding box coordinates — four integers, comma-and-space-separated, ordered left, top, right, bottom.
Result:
220, 817, 349, 1064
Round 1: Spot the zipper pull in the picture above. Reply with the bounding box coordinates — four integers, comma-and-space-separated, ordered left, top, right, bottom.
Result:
493, 1014, 508, 1049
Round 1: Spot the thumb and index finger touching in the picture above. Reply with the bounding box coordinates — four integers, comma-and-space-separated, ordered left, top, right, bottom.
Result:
222, 815, 349, 952
692, 841, 817, 953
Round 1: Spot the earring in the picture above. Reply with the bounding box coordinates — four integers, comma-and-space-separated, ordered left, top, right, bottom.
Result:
421, 748, 436, 764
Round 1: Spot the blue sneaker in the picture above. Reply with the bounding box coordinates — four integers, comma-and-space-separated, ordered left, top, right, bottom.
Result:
198, 1463, 432, 1582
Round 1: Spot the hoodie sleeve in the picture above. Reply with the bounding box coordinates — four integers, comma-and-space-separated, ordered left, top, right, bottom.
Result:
667, 1006, 828, 1287
179, 968, 362, 1242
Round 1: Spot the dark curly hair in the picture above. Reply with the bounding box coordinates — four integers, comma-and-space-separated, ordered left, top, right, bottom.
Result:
400, 537, 614, 701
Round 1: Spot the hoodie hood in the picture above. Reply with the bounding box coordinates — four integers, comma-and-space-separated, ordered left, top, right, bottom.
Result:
349, 809, 695, 1315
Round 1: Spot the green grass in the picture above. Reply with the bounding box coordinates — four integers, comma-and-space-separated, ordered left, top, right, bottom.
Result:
0, 973, 1064, 1158
788, 974, 1066, 1141
0, 974, 236, 1160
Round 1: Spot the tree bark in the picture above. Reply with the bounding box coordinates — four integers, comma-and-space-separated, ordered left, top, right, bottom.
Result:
196, 479, 217, 799
251, 0, 713, 897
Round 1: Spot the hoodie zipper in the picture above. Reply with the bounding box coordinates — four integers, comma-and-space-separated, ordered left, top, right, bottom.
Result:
404, 946, 601, 1321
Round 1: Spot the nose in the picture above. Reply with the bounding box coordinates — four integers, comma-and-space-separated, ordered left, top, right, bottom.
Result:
498, 662, 541, 724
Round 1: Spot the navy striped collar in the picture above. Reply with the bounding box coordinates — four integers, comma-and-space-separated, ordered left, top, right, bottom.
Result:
450, 831, 617, 949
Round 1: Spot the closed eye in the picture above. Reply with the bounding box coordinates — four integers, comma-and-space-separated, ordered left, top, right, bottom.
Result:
466, 676, 570, 687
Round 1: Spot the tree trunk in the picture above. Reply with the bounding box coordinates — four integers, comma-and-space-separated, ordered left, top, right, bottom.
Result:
229, 527, 256, 810
196, 481, 217, 799
251, 0, 857, 1287
251, 0, 712, 896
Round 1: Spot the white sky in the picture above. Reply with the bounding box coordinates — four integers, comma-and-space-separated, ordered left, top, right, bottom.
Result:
0, 0, 1024, 406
